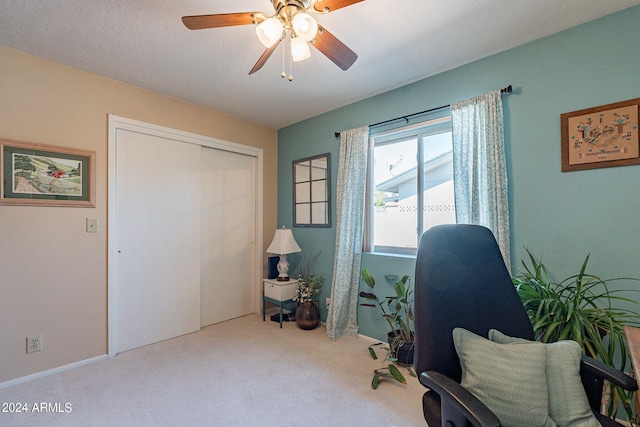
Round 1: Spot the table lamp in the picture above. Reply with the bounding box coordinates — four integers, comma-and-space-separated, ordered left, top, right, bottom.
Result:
266, 226, 301, 281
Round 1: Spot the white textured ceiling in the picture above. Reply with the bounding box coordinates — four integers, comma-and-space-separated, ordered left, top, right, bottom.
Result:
1, 0, 639, 129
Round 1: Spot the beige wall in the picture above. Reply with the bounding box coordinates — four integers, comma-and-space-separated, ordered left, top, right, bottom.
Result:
0, 45, 278, 383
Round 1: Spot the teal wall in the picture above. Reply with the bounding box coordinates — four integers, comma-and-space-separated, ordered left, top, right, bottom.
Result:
277, 6, 640, 341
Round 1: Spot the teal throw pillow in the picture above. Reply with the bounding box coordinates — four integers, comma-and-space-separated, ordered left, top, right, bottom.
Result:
452, 327, 557, 427
488, 329, 599, 427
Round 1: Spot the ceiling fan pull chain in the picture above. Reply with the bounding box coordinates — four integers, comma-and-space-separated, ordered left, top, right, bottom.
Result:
289, 45, 294, 81
281, 36, 286, 79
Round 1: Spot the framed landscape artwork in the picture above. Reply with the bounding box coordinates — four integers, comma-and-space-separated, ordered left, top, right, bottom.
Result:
561, 98, 640, 172
0, 138, 96, 207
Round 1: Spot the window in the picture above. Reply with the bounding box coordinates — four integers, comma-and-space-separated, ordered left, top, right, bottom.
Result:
367, 113, 455, 255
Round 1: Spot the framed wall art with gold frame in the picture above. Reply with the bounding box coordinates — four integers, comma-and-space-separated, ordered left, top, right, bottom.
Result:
561, 98, 640, 172
1, 138, 96, 207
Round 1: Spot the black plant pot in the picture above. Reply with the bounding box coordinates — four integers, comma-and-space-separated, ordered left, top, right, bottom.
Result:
387, 331, 415, 365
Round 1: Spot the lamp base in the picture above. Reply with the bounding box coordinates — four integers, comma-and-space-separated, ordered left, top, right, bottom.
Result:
276, 255, 291, 282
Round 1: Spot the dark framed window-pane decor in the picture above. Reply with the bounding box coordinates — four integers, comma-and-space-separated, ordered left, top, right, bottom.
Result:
293, 153, 330, 227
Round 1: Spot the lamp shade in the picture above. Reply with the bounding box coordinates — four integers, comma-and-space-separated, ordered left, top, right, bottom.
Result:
290, 37, 311, 62
256, 17, 283, 48
266, 226, 301, 255
291, 12, 318, 42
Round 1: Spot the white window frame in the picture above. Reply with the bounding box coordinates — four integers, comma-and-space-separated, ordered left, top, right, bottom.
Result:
365, 113, 454, 255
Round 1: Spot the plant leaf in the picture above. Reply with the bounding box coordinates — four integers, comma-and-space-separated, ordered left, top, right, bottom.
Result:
388, 364, 407, 384
395, 280, 406, 299
368, 346, 378, 360
371, 372, 381, 389
358, 291, 378, 301
362, 269, 375, 289
407, 366, 417, 378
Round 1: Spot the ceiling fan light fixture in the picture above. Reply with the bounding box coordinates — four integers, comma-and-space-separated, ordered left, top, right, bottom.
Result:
291, 12, 318, 42
183, 0, 361, 76
256, 17, 284, 48
290, 37, 311, 62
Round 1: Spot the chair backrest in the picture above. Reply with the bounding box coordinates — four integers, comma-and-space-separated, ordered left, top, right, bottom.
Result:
413, 224, 534, 382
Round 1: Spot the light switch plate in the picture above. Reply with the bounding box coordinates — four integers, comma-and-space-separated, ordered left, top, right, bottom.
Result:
86, 218, 98, 233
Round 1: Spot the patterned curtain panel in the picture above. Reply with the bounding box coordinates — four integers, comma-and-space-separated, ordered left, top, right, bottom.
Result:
326, 126, 369, 341
451, 90, 511, 269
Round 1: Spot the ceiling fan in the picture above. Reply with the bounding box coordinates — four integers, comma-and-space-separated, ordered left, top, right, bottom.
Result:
182, 0, 363, 78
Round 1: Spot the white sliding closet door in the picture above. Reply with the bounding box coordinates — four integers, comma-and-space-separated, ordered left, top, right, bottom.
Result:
201, 147, 256, 326
115, 129, 201, 353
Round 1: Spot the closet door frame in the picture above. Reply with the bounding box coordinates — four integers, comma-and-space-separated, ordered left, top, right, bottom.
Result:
107, 115, 264, 358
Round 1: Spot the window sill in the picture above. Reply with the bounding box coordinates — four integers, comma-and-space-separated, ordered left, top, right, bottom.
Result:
363, 251, 416, 260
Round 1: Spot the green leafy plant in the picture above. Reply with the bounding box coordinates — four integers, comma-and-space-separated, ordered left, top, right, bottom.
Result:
360, 269, 416, 388
360, 269, 414, 344
367, 342, 415, 389
513, 249, 640, 422
294, 251, 324, 303
294, 274, 324, 303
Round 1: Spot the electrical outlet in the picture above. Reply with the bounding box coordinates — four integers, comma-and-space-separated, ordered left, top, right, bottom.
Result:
326, 297, 332, 310
26, 335, 42, 354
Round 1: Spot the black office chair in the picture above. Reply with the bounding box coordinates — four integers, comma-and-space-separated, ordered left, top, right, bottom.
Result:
413, 224, 637, 427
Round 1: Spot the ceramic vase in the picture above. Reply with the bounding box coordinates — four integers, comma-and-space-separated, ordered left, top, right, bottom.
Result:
295, 301, 320, 330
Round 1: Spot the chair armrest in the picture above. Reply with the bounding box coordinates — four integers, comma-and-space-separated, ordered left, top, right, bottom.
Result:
420, 371, 502, 427
580, 355, 638, 391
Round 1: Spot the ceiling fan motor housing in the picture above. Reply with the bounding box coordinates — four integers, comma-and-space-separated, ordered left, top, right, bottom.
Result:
271, 0, 315, 11
270, 0, 316, 29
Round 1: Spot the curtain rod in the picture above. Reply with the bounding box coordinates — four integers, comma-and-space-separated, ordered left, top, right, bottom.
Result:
334, 84, 513, 138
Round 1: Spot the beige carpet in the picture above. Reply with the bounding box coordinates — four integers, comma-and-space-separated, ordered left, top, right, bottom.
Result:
0, 314, 425, 426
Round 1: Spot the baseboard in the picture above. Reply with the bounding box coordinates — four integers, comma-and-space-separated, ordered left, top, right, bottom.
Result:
0, 354, 108, 389
288, 319, 375, 342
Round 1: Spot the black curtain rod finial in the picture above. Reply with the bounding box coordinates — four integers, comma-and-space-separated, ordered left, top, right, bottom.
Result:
501, 84, 512, 94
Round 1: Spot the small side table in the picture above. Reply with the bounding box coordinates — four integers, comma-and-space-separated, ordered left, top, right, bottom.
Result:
263, 278, 298, 328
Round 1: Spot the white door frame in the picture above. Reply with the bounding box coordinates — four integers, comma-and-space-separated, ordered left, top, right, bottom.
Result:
107, 115, 264, 358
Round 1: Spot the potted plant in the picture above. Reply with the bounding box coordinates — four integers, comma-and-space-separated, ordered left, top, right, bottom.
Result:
513, 249, 640, 422
293, 252, 324, 330
359, 269, 416, 388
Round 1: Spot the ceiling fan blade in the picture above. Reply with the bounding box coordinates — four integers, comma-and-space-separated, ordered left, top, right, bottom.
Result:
182, 12, 258, 30
313, 0, 363, 13
249, 38, 282, 75
312, 25, 357, 71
